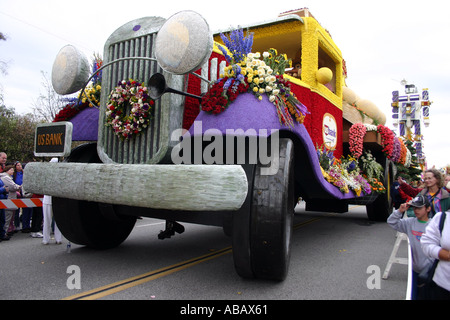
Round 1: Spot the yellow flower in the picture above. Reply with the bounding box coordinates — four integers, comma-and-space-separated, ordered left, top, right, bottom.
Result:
253, 86, 259, 93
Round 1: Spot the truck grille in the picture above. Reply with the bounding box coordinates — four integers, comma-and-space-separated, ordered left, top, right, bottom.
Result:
98, 17, 183, 164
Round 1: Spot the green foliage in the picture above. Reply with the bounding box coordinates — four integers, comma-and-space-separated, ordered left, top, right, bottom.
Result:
359, 150, 384, 181
0, 104, 43, 163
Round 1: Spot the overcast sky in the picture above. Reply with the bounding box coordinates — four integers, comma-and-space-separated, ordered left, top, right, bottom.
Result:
1, 0, 449, 168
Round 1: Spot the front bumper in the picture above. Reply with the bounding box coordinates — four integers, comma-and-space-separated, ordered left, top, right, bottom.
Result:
23, 162, 248, 211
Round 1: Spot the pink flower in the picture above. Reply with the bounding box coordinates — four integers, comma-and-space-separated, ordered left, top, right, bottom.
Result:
349, 123, 366, 159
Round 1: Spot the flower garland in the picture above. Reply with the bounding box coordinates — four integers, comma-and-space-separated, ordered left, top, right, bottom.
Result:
105, 79, 154, 140
377, 124, 395, 159
348, 123, 366, 159
201, 77, 249, 114
399, 138, 407, 165
54, 101, 89, 122
202, 29, 309, 128
404, 148, 412, 167
392, 137, 401, 163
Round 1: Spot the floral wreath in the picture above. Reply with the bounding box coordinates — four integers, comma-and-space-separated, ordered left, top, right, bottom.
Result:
201, 29, 309, 128
105, 79, 154, 140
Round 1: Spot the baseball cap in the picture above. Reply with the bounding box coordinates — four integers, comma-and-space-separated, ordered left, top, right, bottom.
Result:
410, 195, 430, 208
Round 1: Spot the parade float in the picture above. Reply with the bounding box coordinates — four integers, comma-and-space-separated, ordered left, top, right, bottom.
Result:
24, 9, 408, 281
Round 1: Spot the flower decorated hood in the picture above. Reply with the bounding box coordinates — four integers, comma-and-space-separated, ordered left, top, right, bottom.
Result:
188, 92, 360, 200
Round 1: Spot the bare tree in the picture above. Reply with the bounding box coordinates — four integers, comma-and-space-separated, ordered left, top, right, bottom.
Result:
0, 32, 8, 75
32, 71, 67, 122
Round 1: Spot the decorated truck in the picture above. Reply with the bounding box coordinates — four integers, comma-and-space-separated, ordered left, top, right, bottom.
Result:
24, 9, 409, 281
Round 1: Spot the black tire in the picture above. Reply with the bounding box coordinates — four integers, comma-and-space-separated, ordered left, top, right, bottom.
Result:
366, 159, 394, 221
52, 142, 136, 249
232, 138, 295, 281
53, 198, 136, 250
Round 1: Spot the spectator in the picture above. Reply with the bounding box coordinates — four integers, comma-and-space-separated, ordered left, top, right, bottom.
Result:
444, 174, 450, 192
392, 175, 406, 209
30, 193, 44, 239
0, 165, 21, 237
13, 161, 32, 233
42, 158, 62, 245
0, 177, 9, 241
400, 169, 449, 217
421, 208, 450, 299
0, 152, 7, 173
388, 195, 434, 299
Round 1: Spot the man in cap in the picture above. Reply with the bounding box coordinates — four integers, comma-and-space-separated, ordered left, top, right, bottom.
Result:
387, 195, 433, 299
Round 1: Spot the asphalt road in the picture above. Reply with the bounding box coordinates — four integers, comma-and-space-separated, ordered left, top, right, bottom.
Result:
0, 204, 409, 301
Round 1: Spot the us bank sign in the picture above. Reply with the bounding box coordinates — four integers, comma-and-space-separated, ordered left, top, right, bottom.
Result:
34, 122, 73, 157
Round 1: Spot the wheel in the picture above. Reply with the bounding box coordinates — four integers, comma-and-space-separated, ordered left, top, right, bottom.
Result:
232, 138, 295, 281
53, 198, 136, 250
366, 159, 394, 221
52, 142, 136, 249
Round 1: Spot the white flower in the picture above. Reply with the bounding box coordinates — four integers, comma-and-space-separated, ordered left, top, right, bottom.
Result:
263, 52, 270, 58
272, 89, 280, 95
364, 124, 378, 131
254, 52, 261, 59
265, 85, 273, 92
269, 95, 276, 102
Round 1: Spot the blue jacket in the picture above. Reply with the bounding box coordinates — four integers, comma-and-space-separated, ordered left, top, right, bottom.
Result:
0, 179, 7, 199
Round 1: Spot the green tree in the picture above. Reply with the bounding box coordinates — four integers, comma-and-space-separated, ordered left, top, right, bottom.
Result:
0, 103, 42, 163
396, 139, 422, 183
